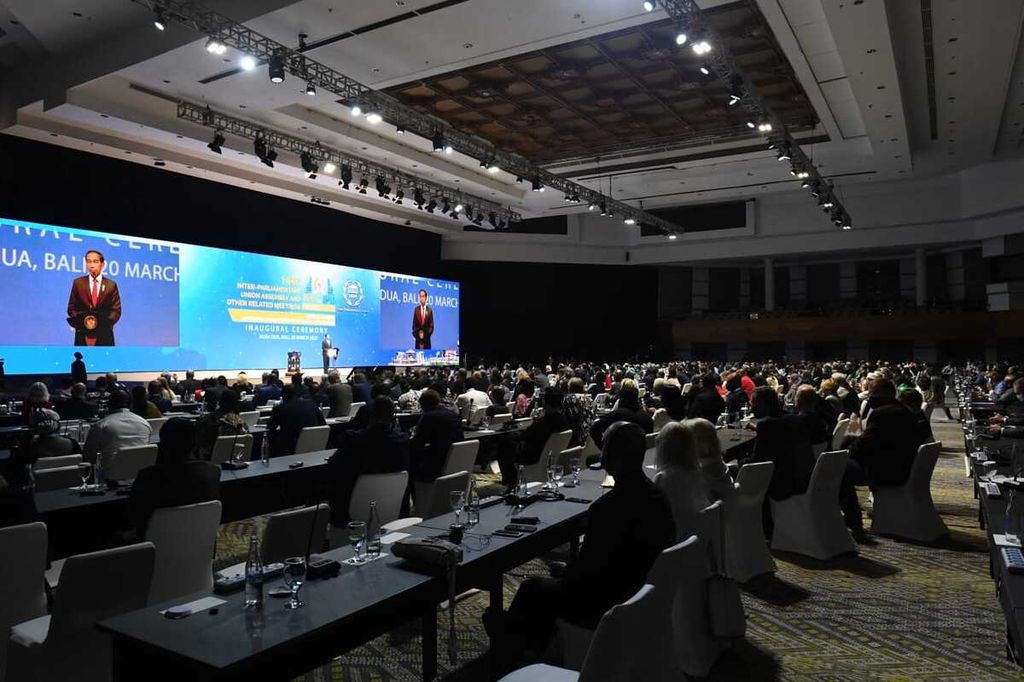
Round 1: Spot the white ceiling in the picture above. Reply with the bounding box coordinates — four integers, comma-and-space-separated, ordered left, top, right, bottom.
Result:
1, 0, 1023, 256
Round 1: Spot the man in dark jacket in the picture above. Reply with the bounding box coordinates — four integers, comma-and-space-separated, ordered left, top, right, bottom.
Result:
409, 389, 464, 482
839, 379, 921, 531
486, 421, 675, 671
127, 418, 220, 537
325, 371, 354, 418
589, 386, 653, 446
267, 384, 327, 456
327, 396, 409, 526
688, 373, 726, 423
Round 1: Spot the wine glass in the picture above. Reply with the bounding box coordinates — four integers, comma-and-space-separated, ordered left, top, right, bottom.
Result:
283, 557, 306, 609
570, 457, 582, 487
449, 490, 466, 528
78, 462, 93, 490
347, 521, 366, 564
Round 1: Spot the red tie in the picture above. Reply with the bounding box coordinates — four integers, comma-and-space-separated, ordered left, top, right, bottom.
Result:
91, 279, 98, 307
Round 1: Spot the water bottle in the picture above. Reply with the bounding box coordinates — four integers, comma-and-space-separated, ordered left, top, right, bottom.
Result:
516, 464, 527, 502
244, 534, 264, 609
94, 460, 104, 488
260, 434, 270, 466
1007, 490, 1022, 545
466, 478, 480, 526
365, 501, 381, 559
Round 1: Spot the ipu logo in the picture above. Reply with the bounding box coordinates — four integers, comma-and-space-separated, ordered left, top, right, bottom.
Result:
343, 280, 364, 307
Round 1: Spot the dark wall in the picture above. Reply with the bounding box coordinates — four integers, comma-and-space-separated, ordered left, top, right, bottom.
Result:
447, 260, 660, 363
0, 134, 442, 277
707, 267, 740, 312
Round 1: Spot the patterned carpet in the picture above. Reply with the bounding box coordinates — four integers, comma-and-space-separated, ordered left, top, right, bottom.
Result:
215, 418, 1022, 681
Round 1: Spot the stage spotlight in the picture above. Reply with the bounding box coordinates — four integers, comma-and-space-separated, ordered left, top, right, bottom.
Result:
692, 39, 711, 56
675, 30, 687, 46
300, 151, 318, 178
240, 55, 257, 71
425, 199, 438, 213
588, 202, 597, 211
365, 111, 383, 125
728, 77, 743, 106
699, 64, 710, 75
357, 177, 368, 194
375, 176, 387, 197
323, 161, 337, 174
351, 103, 363, 117
394, 189, 405, 205
454, 202, 464, 214
800, 178, 811, 188
841, 216, 852, 230
599, 201, 608, 216
395, 125, 406, 135
746, 121, 756, 129
268, 51, 286, 83
757, 121, 773, 133
153, 9, 166, 31
261, 148, 277, 168
488, 212, 498, 228
668, 233, 677, 240
432, 132, 445, 153
624, 217, 636, 225
776, 146, 791, 162
809, 181, 822, 197
488, 163, 500, 173
254, 135, 267, 159
340, 165, 352, 190
464, 204, 473, 218
207, 131, 225, 154
441, 198, 451, 213
531, 175, 544, 192
305, 82, 316, 96
473, 212, 484, 225
414, 189, 426, 208
205, 38, 227, 55
643, 0, 656, 11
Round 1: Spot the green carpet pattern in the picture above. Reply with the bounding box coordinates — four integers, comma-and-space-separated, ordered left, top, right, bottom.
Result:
214, 419, 1022, 680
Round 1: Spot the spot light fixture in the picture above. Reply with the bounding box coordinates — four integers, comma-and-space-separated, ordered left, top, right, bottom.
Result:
305, 82, 316, 96
531, 175, 544, 192
268, 51, 286, 83
153, 9, 166, 31
643, 0, 656, 12
300, 151, 318, 178
339, 165, 352, 190
357, 177, 369, 194
205, 38, 227, 55
207, 131, 225, 154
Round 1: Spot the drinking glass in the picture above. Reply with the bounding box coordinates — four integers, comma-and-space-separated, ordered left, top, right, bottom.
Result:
483, 414, 492, 430
547, 465, 564, 489
347, 521, 366, 564
570, 458, 582, 487
283, 557, 306, 609
449, 490, 466, 527
78, 462, 93, 490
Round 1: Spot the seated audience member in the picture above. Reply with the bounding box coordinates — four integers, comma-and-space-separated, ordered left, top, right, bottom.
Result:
485, 386, 511, 418
397, 379, 421, 411
589, 385, 654, 446
456, 376, 492, 421
687, 417, 735, 500
326, 396, 410, 526
254, 372, 283, 407
351, 372, 372, 404
267, 384, 327, 456
326, 371, 354, 418
177, 370, 201, 398
130, 384, 162, 419
344, 382, 392, 433
25, 408, 78, 460
195, 389, 249, 460
21, 382, 52, 423
659, 385, 688, 421
688, 373, 727, 423
147, 380, 172, 414
899, 388, 934, 445
55, 382, 97, 421
83, 390, 153, 477
840, 378, 921, 531
724, 373, 748, 420
498, 390, 570, 487
654, 421, 711, 541
742, 387, 815, 537
485, 421, 675, 670
409, 389, 464, 483
512, 378, 536, 417
127, 418, 220, 537
234, 372, 254, 395
795, 384, 831, 447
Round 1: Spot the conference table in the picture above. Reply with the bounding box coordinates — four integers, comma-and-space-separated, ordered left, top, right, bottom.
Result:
96, 429, 756, 682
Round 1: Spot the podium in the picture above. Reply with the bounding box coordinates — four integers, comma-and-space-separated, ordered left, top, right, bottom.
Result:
287, 351, 301, 376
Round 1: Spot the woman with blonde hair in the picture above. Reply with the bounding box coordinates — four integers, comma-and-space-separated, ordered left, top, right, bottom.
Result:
685, 417, 735, 500
654, 421, 711, 540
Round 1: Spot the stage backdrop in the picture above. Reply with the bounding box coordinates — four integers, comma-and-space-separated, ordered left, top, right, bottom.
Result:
0, 217, 459, 374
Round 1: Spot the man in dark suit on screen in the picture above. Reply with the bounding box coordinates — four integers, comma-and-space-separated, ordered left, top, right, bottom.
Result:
411, 288, 434, 350
67, 249, 122, 346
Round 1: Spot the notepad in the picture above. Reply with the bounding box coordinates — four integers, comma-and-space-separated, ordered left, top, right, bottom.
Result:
159, 596, 226, 616
381, 532, 410, 544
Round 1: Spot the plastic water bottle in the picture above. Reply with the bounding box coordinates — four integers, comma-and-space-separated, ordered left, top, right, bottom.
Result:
260, 434, 270, 466
244, 534, 264, 609
365, 502, 381, 559
466, 478, 480, 526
